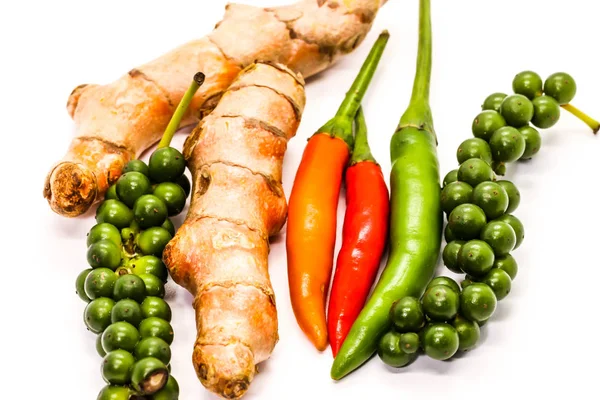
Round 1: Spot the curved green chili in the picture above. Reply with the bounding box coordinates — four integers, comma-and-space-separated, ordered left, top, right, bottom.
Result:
330, 0, 442, 380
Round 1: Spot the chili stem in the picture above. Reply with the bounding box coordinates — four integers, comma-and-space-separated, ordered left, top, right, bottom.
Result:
351, 107, 376, 164
397, 0, 434, 135
157, 72, 206, 148
335, 31, 390, 120
561, 103, 599, 134
320, 31, 390, 147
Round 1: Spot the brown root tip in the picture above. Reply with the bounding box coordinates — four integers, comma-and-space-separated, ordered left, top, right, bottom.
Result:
140, 370, 169, 395
194, 72, 206, 86
193, 342, 254, 399
43, 162, 97, 217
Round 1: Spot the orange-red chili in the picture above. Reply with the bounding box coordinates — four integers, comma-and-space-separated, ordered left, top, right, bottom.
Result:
327, 108, 390, 356
286, 32, 390, 351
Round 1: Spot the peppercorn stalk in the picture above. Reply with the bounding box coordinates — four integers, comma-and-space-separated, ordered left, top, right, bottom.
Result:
158, 72, 206, 148
561, 104, 599, 134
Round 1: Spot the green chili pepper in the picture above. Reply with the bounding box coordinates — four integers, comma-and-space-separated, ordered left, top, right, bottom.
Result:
331, 0, 442, 380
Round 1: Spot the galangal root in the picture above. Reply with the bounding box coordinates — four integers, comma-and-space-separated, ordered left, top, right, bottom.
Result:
163, 62, 305, 399
43, 0, 388, 217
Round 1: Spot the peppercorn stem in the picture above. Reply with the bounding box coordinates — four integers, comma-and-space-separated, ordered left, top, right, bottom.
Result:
561, 104, 599, 134
157, 72, 206, 148
319, 31, 389, 148
350, 107, 376, 164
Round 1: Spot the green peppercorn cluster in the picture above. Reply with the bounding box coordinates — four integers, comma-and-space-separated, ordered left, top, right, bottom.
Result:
75, 147, 188, 400
376, 71, 579, 368
473, 71, 577, 174
377, 276, 493, 366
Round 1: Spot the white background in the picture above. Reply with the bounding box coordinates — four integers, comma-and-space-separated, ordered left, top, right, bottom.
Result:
1, 0, 599, 399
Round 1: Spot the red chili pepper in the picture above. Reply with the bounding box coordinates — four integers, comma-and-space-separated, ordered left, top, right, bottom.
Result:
327, 107, 390, 357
